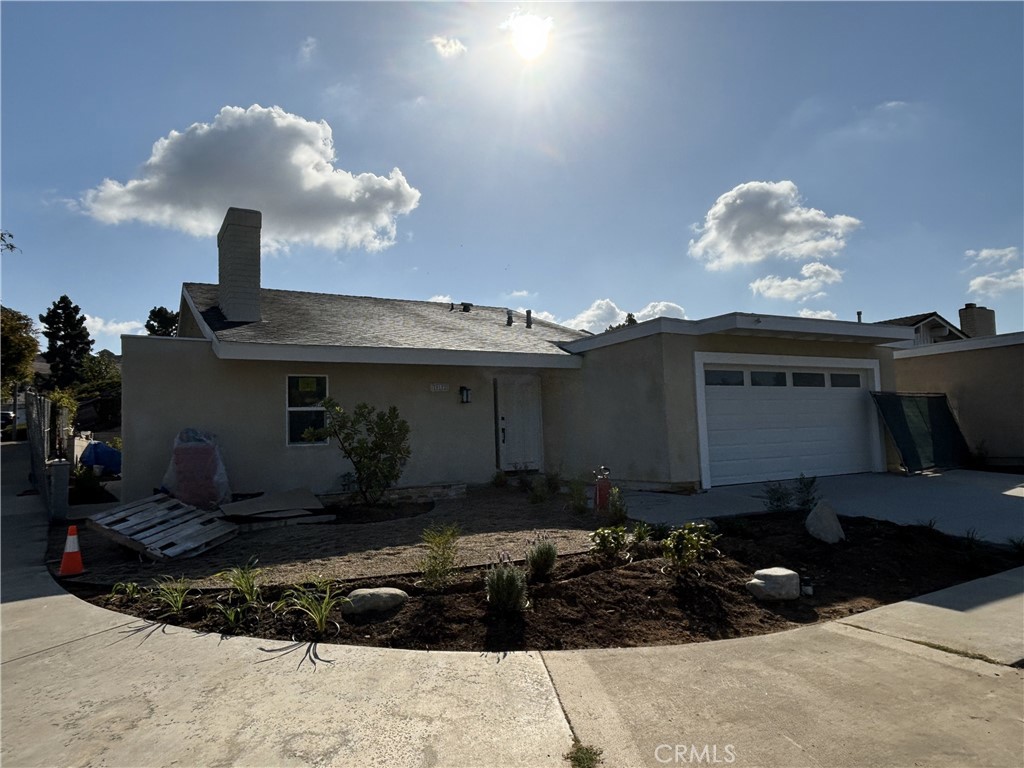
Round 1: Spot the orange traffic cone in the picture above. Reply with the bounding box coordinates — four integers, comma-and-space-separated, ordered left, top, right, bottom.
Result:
58, 525, 84, 576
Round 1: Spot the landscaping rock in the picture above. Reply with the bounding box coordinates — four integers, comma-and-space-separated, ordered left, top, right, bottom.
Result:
341, 587, 409, 615
746, 567, 800, 600
805, 501, 845, 544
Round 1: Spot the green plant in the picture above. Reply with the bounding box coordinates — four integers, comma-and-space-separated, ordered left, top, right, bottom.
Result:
216, 558, 263, 605
759, 480, 794, 513
213, 601, 247, 629
564, 739, 604, 768
418, 523, 462, 590
567, 478, 589, 514
106, 436, 123, 452
529, 476, 549, 504
485, 558, 529, 613
545, 469, 563, 495
649, 522, 673, 541
152, 576, 195, 618
607, 486, 628, 524
110, 581, 142, 599
631, 520, 652, 545
304, 399, 411, 505
589, 526, 630, 561
284, 581, 347, 635
794, 474, 820, 512
491, 470, 509, 488
662, 523, 721, 574
525, 535, 558, 581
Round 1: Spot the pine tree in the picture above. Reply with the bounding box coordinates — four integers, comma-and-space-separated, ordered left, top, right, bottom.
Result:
39, 295, 94, 389
145, 306, 179, 336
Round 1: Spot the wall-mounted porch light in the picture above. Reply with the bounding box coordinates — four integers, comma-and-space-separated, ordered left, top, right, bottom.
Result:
459, 386, 472, 404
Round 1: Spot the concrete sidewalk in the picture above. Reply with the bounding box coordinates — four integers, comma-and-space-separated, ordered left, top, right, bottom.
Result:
627, 469, 1024, 543
3, 441, 1023, 767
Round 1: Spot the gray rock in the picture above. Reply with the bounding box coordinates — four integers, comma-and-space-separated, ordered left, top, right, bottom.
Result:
805, 501, 845, 544
746, 567, 800, 600
341, 587, 409, 615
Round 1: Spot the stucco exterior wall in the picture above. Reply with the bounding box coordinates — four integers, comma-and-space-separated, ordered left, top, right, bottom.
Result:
122, 336, 527, 502
894, 340, 1024, 463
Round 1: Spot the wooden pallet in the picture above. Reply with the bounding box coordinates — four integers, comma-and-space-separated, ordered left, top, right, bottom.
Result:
87, 493, 238, 561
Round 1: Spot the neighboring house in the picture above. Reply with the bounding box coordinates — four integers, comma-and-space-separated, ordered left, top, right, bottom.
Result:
120, 208, 916, 501
879, 311, 969, 347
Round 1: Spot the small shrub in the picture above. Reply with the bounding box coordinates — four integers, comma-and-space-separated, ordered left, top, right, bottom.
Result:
491, 470, 509, 488
759, 480, 794, 513
648, 522, 673, 541
110, 581, 142, 599
564, 739, 604, 768
590, 526, 630, 561
525, 535, 558, 581
418, 523, 462, 590
485, 561, 529, 613
284, 580, 347, 635
794, 474, 820, 512
607, 486, 628, 524
106, 436, 123, 452
529, 476, 550, 504
631, 520, 652, 545
662, 523, 721, 574
152, 576, 195, 618
216, 558, 263, 605
567, 478, 589, 514
545, 469, 563, 495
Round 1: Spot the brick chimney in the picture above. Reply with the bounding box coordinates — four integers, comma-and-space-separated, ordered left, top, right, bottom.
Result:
959, 303, 996, 338
218, 207, 262, 322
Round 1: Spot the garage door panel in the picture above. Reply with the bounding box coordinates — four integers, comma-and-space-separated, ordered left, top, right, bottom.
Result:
704, 367, 874, 486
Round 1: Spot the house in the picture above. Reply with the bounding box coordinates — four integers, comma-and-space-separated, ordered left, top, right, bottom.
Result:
120, 207, 917, 502
878, 311, 969, 346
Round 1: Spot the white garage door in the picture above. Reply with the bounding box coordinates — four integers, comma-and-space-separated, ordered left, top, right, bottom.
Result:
702, 364, 876, 486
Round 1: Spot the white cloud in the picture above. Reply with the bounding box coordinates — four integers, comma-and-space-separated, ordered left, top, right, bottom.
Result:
798, 308, 839, 320
749, 262, 844, 301
968, 268, 1024, 297
689, 180, 861, 270
635, 301, 687, 322
80, 105, 421, 253
507, 289, 535, 299
428, 294, 453, 304
297, 36, 317, 65
84, 314, 145, 338
965, 247, 1020, 267
430, 35, 467, 59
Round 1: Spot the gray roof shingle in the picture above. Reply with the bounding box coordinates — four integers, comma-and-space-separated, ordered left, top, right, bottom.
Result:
183, 283, 586, 356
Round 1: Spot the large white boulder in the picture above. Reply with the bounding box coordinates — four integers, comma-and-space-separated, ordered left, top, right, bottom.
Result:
746, 567, 800, 600
805, 501, 846, 544
341, 587, 409, 615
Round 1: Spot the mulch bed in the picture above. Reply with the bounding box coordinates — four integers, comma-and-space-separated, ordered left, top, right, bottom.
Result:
63, 511, 1023, 652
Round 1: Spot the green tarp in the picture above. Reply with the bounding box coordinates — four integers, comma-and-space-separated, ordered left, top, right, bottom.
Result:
870, 392, 971, 472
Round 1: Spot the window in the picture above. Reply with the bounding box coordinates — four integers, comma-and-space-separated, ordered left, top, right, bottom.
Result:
705, 369, 744, 386
287, 375, 327, 444
830, 372, 861, 388
792, 372, 826, 388
750, 371, 786, 387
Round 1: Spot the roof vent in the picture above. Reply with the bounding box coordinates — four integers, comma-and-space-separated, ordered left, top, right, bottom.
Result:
526, 309, 533, 329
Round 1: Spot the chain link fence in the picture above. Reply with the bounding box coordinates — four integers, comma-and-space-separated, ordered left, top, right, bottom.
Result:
24, 390, 72, 521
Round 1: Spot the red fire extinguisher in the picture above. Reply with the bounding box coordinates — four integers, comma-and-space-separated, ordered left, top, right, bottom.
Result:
593, 466, 611, 512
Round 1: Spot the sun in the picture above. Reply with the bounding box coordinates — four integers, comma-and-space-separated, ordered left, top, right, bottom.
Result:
502, 10, 553, 61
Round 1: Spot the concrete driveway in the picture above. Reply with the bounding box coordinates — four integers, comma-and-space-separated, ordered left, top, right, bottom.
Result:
627, 469, 1024, 543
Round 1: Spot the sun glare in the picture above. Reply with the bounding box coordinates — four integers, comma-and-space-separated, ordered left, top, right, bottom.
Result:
502, 10, 553, 61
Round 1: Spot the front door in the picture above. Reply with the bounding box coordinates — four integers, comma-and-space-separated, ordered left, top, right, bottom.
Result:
495, 376, 544, 471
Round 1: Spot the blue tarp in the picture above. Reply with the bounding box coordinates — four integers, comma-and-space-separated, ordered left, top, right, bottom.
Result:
80, 441, 122, 475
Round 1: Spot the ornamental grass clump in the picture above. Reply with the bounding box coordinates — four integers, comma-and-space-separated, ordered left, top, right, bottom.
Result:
662, 523, 721, 575
525, 535, 558, 582
152, 576, 195, 618
418, 523, 462, 591
283, 580, 347, 636
216, 558, 263, 606
486, 554, 529, 614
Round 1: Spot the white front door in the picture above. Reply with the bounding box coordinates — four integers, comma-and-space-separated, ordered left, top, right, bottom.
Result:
496, 376, 544, 471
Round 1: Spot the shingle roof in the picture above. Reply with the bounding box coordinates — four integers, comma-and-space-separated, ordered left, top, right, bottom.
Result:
183, 283, 586, 356
876, 311, 966, 336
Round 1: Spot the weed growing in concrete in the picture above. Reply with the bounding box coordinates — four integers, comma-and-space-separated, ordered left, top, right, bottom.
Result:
525, 535, 557, 581
564, 739, 604, 767
418, 523, 462, 591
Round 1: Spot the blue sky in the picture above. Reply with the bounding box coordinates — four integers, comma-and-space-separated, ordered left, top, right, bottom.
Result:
2, 2, 1022, 354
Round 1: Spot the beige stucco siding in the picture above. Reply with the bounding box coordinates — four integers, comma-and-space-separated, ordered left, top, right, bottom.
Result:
122, 336, 519, 502
894, 342, 1024, 462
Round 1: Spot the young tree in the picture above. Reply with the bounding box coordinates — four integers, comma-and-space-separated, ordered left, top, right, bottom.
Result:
146, 306, 179, 336
0, 306, 39, 398
39, 295, 94, 389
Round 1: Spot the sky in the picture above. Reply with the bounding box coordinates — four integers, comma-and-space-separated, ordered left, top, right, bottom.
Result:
2, 2, 1022, 354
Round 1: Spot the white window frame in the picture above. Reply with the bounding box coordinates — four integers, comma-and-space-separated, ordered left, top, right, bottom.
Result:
693, 352, 883, 489
286, 374, 329, 447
